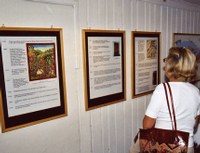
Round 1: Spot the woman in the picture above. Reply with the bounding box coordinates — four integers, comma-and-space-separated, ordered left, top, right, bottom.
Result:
143, 47, 200, 153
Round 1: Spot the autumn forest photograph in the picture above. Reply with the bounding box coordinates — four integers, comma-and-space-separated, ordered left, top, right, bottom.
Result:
27, 43, 57, 81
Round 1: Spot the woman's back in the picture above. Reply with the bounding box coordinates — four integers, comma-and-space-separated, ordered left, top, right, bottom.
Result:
145, 82, 200, 147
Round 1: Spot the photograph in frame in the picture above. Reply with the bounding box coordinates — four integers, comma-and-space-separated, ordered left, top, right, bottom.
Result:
82, 29, 126, 110
27, 43, 57, 81
132, 31, 161, 98
173, 33, 200, 79
0, 27, 67, 132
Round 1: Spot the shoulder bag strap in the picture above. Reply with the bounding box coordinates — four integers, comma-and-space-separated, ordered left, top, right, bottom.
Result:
166, 82, 177, 130
163, 83, 176, 130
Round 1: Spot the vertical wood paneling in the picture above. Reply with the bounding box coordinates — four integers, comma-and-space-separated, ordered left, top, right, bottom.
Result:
189, 11, 193, 32
131, 0, 137, 30
193, 11, 199, 33
194, 12, 198, 32
169, 8, 173, 47
87, 0, 90, 27
179, 9, 184, 32
78, 0, 93, 151
79, 0, 88, 28
166, 7, 170, 50
124, 1, 131, 100
123, 0, 131, 30
0, 1, 80, 153
183, 10, 188, 32
166, 7, 171, 49
136, 97, 146, 129
155, 4, 161, 32
145, 2, 149, 30
149, 3, 154, 31
192, 11, 195, 33
115, 103, 125, 153
108, 106, 117, 153
160, 6, 163, 33
146, 95, 151, 106
198, 12, 200, 33
78, 1, 200, 153
187, 10, 192, 33
124, 100, 134, 153
161, 6, 168, 55
106, 0, 114, 29
88, 0, 98, 27
171, 8, 177, 34
97, 0, 107, 28
122, 0, 125, 29
197, 12, 200, 33
182, 10, 188, 32
114, 0, 123, 29
79, 111, 92, 153
186, 11, 191, 32
153, 4, 158, 31
1, 1, 200, 153
137, 1, 145, 30
91, 110, 103, 153
130, 100, 138, 153
102, 108, 109, 153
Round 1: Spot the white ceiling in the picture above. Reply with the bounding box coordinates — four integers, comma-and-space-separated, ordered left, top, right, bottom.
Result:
183, 0, 200, 5
25, 0, 200, 6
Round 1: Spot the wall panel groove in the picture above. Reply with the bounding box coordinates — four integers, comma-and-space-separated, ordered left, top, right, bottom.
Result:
1, 1, 200, 153
79, 1, 200, 153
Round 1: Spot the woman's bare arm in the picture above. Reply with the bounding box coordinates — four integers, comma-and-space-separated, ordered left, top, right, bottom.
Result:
143, 115, 156, 129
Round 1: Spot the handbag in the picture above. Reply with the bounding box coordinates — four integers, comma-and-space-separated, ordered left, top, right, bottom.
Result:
138, 82, 189, 153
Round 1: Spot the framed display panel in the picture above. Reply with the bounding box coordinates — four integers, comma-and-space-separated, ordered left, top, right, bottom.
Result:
0, 27, 67, 132
173, 33, 200, 79
132, 31, 161, 98
82, 29, 126, 110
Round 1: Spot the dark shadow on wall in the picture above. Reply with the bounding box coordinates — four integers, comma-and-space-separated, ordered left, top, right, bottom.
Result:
194, 142, 200, 153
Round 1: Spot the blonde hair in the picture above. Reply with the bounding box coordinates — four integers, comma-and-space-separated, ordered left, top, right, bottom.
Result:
165, 47, 198, 82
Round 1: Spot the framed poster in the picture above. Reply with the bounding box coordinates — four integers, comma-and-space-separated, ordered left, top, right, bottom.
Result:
0, 27, 67, 132
132, 31, 161, 98
173, 33, 200, 79
82, 29, 126, 110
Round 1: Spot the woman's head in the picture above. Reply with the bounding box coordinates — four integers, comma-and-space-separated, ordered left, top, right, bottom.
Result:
164, 47, 198, 82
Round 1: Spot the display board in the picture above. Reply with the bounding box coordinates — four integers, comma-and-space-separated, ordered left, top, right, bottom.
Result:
82, 29, 126, 110
0, 27, 67, 132
132, 31, 161, 98
173, 33, 200, 79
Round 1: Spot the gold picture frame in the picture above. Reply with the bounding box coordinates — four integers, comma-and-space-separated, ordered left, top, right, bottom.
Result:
0, 27, 67, 132
82, 29, 126, 110
132, 31, 161, 98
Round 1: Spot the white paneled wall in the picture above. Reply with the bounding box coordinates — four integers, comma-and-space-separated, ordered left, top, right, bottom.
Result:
0, 0, 200, 153
78, 0, 200, 153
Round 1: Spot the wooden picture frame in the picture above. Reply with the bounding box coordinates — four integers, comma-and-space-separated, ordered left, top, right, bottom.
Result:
0, 27, 67, 132
132, 31, 161, 98
82, 29, 126, 110
173, 33, 200, 79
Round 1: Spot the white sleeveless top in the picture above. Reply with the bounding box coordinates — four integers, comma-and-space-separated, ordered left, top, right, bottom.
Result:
145, 82, 200, 147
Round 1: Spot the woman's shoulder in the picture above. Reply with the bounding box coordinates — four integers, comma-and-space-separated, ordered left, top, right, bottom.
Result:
168, 82, 199, 93
185, 82, 200, 92
153, 83, 165, 92
155, 82, 198, 91
155, 82, 170, 89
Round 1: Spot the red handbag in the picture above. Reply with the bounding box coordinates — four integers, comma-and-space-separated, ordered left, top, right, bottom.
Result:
138, 82, 189, 153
